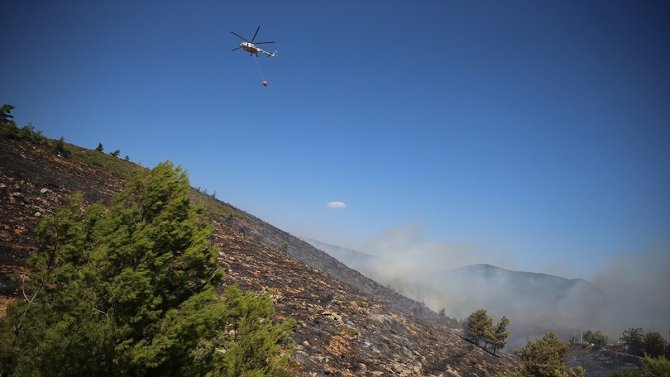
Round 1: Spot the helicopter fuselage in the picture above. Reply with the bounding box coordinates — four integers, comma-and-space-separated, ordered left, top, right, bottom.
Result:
238, 42, 276, 57
240, 42, 261, 55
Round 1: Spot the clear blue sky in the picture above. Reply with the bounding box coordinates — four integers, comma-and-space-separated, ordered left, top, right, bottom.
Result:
2, 1, 669, 278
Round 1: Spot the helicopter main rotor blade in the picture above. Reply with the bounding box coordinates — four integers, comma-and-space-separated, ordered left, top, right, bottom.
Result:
251, 26, 261, 42
231, 31, 249, 42
231, 47, 242, 51
253, 41, 275, 45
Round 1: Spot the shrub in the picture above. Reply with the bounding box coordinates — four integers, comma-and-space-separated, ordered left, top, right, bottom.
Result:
583, 330, 608, 348
500, 332, 585, 377
53, 136, 71, 157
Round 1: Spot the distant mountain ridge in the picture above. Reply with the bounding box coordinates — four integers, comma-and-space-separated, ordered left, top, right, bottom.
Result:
448, 263, 603, 302
442, 264, 607, 343
306, 239, 608, 348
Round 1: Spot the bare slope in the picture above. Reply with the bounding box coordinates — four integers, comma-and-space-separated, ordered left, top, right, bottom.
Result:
0, 135, 517, 376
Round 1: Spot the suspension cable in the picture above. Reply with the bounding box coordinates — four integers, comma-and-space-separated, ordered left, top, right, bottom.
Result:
253, 55, 265, 81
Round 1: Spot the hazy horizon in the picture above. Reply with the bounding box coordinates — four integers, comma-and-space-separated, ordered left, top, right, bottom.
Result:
306, 235, 670, 346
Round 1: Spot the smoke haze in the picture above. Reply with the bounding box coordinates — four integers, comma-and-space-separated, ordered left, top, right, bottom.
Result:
591, 249, 670, 338
309, 224, 670, 347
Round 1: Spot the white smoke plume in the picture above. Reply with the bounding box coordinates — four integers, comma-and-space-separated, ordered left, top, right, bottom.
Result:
590, 249, 670, 338
318, 224, 670, 347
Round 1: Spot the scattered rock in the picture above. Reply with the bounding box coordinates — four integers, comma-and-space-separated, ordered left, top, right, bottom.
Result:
321, 310, 343, 324
444, 366, 462, 376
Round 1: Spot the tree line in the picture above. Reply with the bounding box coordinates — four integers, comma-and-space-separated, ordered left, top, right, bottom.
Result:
464, 308, 669, 377
619, 327, 669, 359
2, 105, 129, 161
1, 104, 70, 157
464, 309, 585, 377
575, 327, 668, 359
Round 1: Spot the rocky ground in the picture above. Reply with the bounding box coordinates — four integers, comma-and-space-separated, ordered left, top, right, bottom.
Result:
0, 137, 126, 299
0, 135, 518, 376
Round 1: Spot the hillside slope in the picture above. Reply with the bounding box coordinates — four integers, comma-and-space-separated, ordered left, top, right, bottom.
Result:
0, 134, 517, 376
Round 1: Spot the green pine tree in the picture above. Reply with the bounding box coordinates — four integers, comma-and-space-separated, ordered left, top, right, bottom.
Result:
643, 331, 666, 358
621, 327, 646, 356
466, 309, 493, 348
488, 316, 510, 355
1, 104, 16, 126
0, 161, 294, 376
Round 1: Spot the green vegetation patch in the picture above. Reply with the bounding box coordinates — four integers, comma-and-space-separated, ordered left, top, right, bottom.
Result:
499, 332, 585, 377
465, 309, 510, 355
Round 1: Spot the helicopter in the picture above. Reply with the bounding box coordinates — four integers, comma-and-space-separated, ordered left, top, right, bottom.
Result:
231, 26, 277, 57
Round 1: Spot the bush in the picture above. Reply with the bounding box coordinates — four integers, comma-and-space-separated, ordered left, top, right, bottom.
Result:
0, 105, 48, 146
465, 309, 510, 354
53, 136, 71, 157
500, 332, 585, 377
611, 355, 670, 377
583, 330, 608, 348
8, 123, 48, 145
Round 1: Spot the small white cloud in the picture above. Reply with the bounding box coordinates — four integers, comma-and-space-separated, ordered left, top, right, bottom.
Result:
326, 201, 346, 209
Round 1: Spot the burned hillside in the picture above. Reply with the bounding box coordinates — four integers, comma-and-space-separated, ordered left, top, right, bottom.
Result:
0, 134, 517, 376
